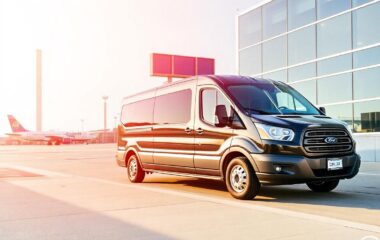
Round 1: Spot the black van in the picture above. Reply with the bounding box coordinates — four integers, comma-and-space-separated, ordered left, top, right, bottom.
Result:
116, 75, 361, 199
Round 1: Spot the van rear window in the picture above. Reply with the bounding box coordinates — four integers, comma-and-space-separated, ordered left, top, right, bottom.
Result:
121, 98, 154, 127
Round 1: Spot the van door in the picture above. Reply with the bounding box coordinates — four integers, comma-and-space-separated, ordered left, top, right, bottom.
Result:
152, 82, 196, 172
194, 86, 241, 176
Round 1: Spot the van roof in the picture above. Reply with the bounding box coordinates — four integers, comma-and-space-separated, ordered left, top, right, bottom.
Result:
208, 75, 275, 86
122, 75, 275, 101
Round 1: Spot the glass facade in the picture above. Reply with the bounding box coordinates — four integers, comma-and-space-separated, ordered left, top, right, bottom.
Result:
238, 0, 380, 133
317, 13, 351, 57
263, 36, 287, 71
288, 25, 316, 64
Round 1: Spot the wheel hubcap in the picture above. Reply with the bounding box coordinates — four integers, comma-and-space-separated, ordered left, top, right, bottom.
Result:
230, 165, 248, 193
129, 159, 137, 178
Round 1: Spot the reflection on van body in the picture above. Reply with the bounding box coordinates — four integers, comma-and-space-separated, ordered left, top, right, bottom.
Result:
116, 75, 361, 199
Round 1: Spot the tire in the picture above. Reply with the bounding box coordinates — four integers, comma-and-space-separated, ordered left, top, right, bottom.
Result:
225, 157, 260, 200
127, 155, 145, 183
307, 179, 339, 192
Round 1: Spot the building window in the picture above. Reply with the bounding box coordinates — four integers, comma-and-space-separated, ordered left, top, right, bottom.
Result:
354, 46, 380, 68
263, 35, 287, 71
317, 13, 352, 57
324, 103, 353, 130
354, 67, 380, 100
121, 98, 154, 127
317, 54, 352, 76
238, 8, 262, 49
239, 45, 262, 76
291, 80, 317, 104
354, 100, 380, 132
317, 73, 352, 104
352, 0, 372, 7
288, 63, 316, 83
288, 0, 316, 30
262, 69, 287, 82
263, 0, 287, 39
288, 25, 316, 65
353, 2, 380, 48
154, 89, 192, 124
317, 0, 351, 19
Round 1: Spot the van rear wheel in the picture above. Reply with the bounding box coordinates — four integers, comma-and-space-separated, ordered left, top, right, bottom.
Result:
225, 157, 260, 200
127, 155, 145, 183
307, 179, 339, 192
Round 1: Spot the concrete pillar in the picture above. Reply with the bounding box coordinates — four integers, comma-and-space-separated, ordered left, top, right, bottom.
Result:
36, 49, 42, 131
102, 96, 108, 143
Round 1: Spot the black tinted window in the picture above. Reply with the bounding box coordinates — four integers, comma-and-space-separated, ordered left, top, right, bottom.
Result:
201, 88, 243, 128
228, 82, 320, 115
154, 89, 192, 124
121, 98, 154, 127
201, 89, 232, 126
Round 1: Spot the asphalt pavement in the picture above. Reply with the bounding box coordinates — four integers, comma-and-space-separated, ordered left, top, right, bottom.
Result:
0, 144, 379, 240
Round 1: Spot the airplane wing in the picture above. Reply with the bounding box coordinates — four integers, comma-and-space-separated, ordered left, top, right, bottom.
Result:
45, 134, 67, 139
45, 135, 68, 143
5, 133, 22, 136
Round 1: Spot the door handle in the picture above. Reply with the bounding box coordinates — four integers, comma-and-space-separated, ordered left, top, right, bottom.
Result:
184, 127, 192, 134
195, 128, 204, 134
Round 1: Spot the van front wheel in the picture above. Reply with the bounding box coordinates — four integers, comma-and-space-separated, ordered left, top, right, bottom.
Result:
307, 180, 339, 192
127, 155, 145, 183
226, 157, 260, 200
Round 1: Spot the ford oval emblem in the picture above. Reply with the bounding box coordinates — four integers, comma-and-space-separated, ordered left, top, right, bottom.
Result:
324, 137, 338, 144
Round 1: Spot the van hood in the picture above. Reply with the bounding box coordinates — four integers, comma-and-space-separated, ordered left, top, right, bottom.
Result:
251, 114, 347, 131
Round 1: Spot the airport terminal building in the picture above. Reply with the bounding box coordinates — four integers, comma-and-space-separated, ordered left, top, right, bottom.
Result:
238, 0, 380, 161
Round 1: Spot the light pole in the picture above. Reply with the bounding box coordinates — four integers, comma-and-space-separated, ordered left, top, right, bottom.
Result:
80, 119, 84, 132
113, 115, 118, 143
102, 96, 108, 143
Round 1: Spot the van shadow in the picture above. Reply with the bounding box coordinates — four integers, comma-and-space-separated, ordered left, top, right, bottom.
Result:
0, 181, 173, 240
144, 177, 380, 211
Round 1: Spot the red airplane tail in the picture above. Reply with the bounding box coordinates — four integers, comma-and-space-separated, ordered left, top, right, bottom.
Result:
7, 115, 28, 132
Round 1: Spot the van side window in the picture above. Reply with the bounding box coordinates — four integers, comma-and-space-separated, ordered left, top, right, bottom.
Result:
201, 88, 242, 128
121, 98, 154, 127
154, 89, 192, 124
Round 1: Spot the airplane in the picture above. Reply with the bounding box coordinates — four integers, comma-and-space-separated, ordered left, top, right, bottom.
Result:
6, 115, 98, 145
66, 132, 98, 144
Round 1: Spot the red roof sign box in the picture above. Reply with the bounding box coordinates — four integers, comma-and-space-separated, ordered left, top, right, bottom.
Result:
151, 53, 215, 78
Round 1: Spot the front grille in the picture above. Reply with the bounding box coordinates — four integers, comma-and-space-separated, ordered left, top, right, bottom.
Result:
303, 128, 353, 155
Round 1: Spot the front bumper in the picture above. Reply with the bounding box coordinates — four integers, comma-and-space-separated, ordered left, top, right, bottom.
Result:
252, 153, 361, 185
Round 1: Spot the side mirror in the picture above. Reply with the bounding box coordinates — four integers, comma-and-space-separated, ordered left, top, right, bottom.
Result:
215, 105, 228, 127
319, 107, 326, 115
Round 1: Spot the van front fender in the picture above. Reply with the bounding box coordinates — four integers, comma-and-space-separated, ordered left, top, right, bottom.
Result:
220, 137, 264, 179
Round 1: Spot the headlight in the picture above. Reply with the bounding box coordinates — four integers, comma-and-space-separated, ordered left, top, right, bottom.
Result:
255, 123, 295, 141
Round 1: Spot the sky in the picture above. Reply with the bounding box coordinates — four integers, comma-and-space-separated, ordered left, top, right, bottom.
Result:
0, 0, 259, 135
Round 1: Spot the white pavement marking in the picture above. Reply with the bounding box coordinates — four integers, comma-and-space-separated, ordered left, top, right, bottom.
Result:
0, 164, 69, 178
359, 173, 380, 176
4, 164, 380, 234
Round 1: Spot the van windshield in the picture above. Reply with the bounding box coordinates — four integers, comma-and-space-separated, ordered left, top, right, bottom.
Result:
228, 82, 320, 115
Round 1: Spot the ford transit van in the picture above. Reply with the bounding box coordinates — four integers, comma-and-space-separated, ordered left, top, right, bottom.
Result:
116, 75, 360, 199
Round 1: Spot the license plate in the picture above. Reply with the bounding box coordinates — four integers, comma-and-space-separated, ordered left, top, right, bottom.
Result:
327, 158, 343, 171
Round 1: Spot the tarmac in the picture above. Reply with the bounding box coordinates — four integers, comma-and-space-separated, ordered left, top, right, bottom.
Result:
0, 144, 379, 240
